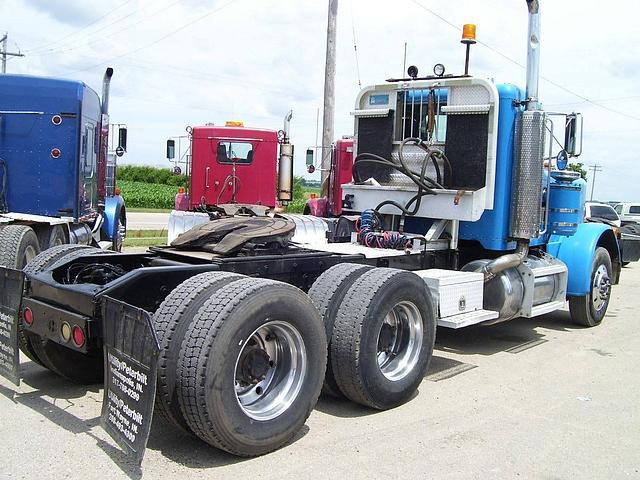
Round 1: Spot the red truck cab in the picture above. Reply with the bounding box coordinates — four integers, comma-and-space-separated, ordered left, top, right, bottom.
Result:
189, 124, 279, 208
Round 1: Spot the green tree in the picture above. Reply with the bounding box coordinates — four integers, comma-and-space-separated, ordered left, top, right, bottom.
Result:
567, 162, 587, 180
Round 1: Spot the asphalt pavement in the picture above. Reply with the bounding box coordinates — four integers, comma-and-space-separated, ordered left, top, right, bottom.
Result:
127, 211, 170, 231
1, 265, 639, 479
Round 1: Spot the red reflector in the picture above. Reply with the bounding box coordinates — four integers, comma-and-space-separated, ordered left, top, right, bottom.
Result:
51, 148, 61, 159
72, 325, 85, 347
51, 115, 62, 125
23, 307, 33, 326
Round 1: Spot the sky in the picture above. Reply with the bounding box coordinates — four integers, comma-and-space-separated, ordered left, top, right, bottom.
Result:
1, 0, 639, 201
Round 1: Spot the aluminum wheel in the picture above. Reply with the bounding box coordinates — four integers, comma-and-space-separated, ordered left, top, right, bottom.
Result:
234, 320, 307, 421
24, 245, 38, 265
592, 264, 611, 312
376, 301, 423, 382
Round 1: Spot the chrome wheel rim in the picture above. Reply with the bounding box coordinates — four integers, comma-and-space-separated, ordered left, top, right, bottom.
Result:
24, 245, 37, 266
592, 264, 611, 312
376, 301, 423, 382
234, 320, 307, 421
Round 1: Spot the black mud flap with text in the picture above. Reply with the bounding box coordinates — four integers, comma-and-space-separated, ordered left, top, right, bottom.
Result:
101, 296, 159, 466
0, 268, 24, 387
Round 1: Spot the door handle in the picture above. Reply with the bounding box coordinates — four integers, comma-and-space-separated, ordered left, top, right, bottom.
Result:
206, 167, 210, 188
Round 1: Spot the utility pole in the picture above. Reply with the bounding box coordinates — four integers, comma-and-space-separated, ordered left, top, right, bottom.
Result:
321, 0, 338, 195
0, 33, 25, 73
588, 164, 603, 201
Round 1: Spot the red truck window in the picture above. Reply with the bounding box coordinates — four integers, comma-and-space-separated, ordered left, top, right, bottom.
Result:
217, 141, 254, 165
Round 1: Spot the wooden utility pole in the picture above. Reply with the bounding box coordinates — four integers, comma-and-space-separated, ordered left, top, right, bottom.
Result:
321, 0, 338, 193
0, 33, 25, 73
588, 164, 603, 201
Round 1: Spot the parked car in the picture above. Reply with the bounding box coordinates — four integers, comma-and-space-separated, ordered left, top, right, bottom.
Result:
584, 202, 639, 266
613, 202, 640, 226
585, 202, 621, 229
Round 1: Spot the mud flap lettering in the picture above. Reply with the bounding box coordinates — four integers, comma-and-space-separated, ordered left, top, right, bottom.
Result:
101, 296, 159, 466
0, 268, 24, 387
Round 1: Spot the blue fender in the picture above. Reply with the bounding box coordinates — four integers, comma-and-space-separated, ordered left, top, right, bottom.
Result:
547, 223, 620, 296
102, 195, 126, 241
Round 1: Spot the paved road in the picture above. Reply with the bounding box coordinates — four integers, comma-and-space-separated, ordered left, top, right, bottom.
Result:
1, 265, 639, 479
127, 211, 170, 231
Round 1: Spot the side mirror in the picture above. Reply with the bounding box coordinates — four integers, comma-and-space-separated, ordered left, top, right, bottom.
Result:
118, 127, 127, 151
564, 113, 583, 157
166, 139, 175, 159
306, 148, 314, 166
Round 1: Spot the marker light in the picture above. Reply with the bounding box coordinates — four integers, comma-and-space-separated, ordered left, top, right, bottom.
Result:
225, 121, 244, 127
23, 307, 33, 326
60, 322, 72, 342
72, 325, 86, 347
461, 24, 477, 44
51, 115, 62, 125
51, 148, 61, 158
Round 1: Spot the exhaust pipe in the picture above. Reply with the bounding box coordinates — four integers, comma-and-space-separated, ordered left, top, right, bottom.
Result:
525, 0, 540, 110
101, 67, 114, 115
487, 0, 542, 280
278, 110, 294, 203
283, 110, 293, 142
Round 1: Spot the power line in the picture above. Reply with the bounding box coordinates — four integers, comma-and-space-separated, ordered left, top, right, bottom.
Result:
349, 0, 362, 89
25, 0, 135, 53
63, 0, 242, 76
28, 0, 181, 56
409, 0, 640, 122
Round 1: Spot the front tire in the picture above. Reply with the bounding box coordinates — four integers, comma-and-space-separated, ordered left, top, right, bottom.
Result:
569, 247, 612, 327
177, 278, 326, 456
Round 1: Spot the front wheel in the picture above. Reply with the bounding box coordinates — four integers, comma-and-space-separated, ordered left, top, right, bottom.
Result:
569, 247, 612, 327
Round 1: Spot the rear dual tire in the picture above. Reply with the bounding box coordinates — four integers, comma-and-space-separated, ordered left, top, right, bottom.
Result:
176, 277, 327, 456
310, 266, 436, 410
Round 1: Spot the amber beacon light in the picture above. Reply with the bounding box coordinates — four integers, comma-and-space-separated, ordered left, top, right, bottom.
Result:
461, 23, 477, 75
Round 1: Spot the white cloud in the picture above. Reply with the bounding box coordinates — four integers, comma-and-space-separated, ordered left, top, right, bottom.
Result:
1, 0, 639, 200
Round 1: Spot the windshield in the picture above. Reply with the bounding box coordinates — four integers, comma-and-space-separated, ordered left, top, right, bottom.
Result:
588, 205, 618, 221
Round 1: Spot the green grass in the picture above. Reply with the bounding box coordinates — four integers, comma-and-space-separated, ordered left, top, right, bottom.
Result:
119, 180, 178, 209
123, 229, 167, 247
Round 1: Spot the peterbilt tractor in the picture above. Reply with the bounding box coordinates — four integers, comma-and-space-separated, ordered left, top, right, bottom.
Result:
0, 0, 618, 466
0, 68, 127, 270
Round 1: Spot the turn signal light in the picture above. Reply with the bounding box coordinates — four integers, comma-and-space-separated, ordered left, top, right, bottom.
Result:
72, 325, 86, 347
23, 307, 33, 327
461, 24, 477, 44
60, 322, 72, 342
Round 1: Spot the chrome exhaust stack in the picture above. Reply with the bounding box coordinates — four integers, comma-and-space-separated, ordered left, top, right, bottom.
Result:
101, 67, 114, 115
486, 0, 545, 280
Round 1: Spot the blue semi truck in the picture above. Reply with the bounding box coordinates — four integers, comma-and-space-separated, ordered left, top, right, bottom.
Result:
0, 68, 126, 269
0, 0, 621, 466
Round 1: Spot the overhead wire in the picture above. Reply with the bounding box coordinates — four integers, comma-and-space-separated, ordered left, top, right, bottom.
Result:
349, 0, 362, 89
409, 0, 640, 123
63, 0, 242, 75
29, 0, 183, 57
25, 0, 136, 54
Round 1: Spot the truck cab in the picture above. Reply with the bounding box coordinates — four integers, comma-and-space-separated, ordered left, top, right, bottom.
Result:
0, 69, 126, 267
188, 124, 279, 208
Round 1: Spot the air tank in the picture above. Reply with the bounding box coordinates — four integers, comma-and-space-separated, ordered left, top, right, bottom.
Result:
548, 170, 585, 236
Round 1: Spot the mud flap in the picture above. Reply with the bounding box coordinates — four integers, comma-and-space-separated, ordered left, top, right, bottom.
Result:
101, 296, 159, 466
0, 268, 24, 387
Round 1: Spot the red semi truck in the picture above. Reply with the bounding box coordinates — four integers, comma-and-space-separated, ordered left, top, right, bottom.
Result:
167, 115, 354, 241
